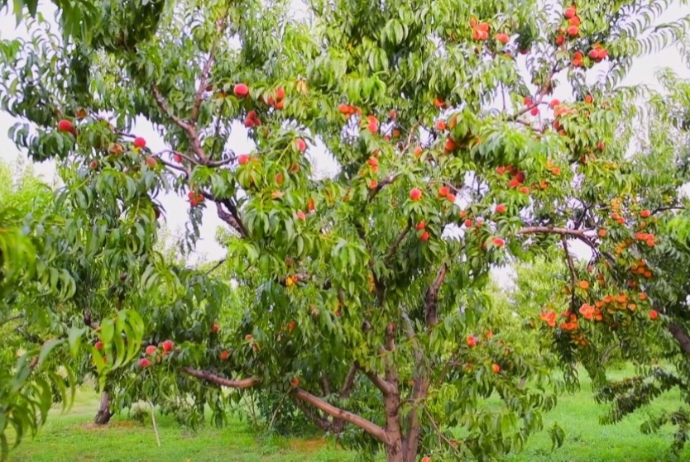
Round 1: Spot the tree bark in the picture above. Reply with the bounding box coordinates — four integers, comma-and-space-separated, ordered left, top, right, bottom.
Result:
383, 391, 404, 462
669, 323, 690, 357
291, 387, 390, 444
94, 391, 113, 425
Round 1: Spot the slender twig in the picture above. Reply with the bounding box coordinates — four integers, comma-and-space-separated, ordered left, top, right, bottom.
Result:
205, 258, 226, 275
384, 222, 411, 264
0, 314, 23, 327
191, 47, 217, 124
424, 407, 461, 454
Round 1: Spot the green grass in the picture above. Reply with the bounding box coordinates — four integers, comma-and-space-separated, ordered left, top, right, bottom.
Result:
6, 392, 356, 462
7, 367, 690, 461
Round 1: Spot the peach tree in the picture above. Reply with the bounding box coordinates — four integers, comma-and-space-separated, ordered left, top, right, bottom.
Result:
4, 0, 690, 461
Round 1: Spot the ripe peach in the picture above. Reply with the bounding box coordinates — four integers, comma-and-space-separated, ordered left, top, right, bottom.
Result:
234, 83, 249, 97
57, 119, 74, 133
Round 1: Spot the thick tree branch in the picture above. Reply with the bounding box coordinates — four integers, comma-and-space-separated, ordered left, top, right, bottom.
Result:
669, 323, 690, 357
358, 362, 396, 396
215, 201, 248, 238
291, 387, 390, 444
182, 367, 259, 389
425, 263, 448, 327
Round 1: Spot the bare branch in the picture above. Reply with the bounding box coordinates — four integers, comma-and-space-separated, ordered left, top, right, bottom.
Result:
291, 387, 390, 444
182, 367, 259, 389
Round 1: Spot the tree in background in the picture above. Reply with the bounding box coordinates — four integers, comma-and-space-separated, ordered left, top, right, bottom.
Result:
4, 0, 690, 461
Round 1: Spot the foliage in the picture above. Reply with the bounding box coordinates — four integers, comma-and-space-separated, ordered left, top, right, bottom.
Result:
4, 0, 690, 461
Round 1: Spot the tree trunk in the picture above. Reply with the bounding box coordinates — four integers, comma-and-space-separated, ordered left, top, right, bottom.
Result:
383, 389, 405, 462
94, 391, 113, 425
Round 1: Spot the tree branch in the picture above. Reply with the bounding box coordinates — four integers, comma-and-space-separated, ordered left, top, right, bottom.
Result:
292, 396, 337, 432
562, 235, 578, 313
191, 47, 217, 124
182, 367, 259, 389
205, 258, 226, 275
669, 323, 690, 357
384, 222, 411, 265
150, 84, 208, 163
358, 362, 395, 396
291, 387, 390, 444
367, 173, 397, 202
0, 314, 23, 327
425, 263, 448, 327
340, 364, 358, 398
215, 201, 248, 238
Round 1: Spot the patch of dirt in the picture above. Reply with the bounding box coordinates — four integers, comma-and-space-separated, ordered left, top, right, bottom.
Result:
288, 439, 328, 452
81, 420, 138, 431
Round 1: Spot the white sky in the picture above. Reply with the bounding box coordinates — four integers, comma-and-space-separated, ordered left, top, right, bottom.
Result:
2, 2, 690, 275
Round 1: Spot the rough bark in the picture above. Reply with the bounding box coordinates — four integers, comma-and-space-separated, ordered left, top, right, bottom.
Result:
94, 391, 113, 425
383, 388, 405, 462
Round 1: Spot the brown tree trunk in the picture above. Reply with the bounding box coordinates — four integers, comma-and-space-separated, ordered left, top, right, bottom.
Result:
94, 391, 113, 425
383, 388, 405, 462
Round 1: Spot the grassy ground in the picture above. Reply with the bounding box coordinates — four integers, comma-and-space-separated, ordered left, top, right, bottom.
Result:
7, 367, 690, 462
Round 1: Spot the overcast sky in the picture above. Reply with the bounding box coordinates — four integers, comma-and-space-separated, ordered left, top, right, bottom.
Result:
2, 2, 690, 273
